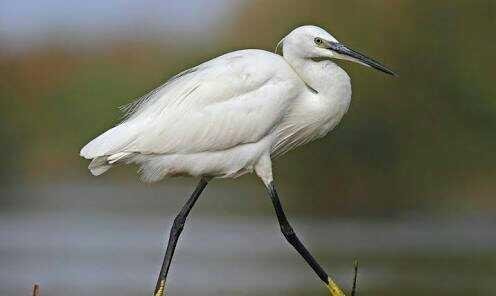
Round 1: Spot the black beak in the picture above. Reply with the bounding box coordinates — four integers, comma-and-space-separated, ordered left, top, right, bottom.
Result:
327, 42, 397, 76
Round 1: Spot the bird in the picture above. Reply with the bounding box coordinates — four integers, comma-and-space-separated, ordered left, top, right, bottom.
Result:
80, 25, 395, 296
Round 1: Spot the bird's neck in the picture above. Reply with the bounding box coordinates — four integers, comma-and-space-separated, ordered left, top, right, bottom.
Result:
284, 53, 351, 98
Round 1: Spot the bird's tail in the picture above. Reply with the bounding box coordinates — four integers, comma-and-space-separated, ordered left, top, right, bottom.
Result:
85, 152, 132, 176
80, 122, 136, 175
87, 156, 112, 176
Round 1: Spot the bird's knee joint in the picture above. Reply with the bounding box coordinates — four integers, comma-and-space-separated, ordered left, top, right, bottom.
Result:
172, 216, 186, 232
281, 225, 295, 239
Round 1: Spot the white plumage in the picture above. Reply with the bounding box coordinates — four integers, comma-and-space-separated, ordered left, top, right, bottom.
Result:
80, 25, 394, 185
80, 25, 395, 296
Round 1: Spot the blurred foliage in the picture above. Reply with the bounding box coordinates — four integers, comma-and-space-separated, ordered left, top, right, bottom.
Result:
0, 0, 495, 216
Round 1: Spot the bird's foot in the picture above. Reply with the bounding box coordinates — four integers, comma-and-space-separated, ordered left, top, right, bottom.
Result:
154, 280, 166, 296
326, 260, 359, 296
326, 277, 346, 296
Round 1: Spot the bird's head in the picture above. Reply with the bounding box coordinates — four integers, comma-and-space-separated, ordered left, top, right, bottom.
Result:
279, 25, 396, 76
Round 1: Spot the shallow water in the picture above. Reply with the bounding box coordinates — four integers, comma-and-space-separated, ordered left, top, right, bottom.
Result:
1, 182, 495, 296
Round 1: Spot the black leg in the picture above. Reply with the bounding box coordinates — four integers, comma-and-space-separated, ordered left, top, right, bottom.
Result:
153, 177, 209, 296
265, 181, 345, 296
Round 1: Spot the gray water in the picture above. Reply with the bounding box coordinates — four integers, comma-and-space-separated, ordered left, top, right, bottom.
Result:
1, 182, 495, 296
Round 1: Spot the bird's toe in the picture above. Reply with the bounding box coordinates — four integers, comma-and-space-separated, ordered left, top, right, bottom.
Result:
327, 277, 346, 296
154, 280, 166, 296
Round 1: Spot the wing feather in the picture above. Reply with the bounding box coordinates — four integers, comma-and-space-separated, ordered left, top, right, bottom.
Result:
81, 50, 301, 159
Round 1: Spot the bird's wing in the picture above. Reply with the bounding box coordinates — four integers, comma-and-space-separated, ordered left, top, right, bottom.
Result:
81, 50, 301, 158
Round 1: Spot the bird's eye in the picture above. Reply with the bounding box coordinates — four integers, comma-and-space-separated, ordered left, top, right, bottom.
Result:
314, 37, 323, 45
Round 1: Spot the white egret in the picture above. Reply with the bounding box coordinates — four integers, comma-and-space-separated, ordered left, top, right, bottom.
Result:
80, 25, 395, 296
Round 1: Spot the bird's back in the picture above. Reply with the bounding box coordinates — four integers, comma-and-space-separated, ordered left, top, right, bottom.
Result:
80, 49, 304, 180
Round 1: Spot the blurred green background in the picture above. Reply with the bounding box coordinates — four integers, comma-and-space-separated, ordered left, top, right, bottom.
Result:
1, 1, 495, 295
